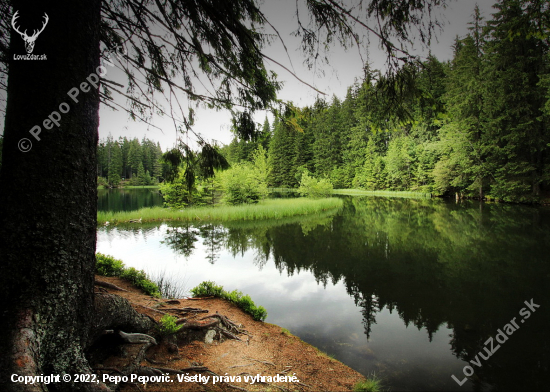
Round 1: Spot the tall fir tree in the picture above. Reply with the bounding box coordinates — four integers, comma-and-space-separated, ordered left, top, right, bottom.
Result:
482, 0, 549, 201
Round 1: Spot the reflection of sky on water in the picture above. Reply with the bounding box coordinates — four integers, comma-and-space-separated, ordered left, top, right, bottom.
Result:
97, 224, 470, 391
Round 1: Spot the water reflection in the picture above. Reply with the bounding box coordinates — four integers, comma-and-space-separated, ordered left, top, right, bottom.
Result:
97, 197, 550, 391
97, 188, 164, 212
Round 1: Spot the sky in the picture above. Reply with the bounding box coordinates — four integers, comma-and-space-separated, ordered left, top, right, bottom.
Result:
3, 0, 498, 150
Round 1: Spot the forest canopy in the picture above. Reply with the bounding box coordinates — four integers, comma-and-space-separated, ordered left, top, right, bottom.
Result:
223, 2, 550, 203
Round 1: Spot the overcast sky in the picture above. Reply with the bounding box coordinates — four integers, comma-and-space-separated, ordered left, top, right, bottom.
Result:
81, 1, 496, 150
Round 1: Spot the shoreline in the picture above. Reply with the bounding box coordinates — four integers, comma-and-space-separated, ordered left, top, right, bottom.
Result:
97, 198, 344, 225
95, 275, 367, 392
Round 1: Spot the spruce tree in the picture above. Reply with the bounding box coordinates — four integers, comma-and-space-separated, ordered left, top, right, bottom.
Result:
482, 0, 549, 201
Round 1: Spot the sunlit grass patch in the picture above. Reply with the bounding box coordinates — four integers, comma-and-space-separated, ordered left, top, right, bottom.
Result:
97, 197, 343, 225
190, 281, 268, 321
333, 189, 432, 199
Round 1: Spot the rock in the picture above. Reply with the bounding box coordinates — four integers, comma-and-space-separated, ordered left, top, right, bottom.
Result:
204, 330, 216, 344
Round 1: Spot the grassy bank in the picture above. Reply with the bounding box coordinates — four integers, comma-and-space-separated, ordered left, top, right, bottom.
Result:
97, 185, 160, 189
333, 189, 432, 199
191, 281, 267, 321
97, 197, 343, 225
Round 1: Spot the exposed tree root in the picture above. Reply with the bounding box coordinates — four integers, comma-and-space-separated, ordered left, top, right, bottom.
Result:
89, 293, 155, 348
86, 293, 247, 391
95, 280, 129, 292
161, 307, 209, 315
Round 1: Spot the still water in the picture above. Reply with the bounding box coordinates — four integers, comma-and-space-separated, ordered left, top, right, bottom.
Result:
97, 187, 164, 212
97, 191, 550, 391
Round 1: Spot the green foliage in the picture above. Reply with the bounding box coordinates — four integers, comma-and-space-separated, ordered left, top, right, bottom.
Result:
98, 136, 163, 184
190, 281, 225, 297
190, 281, 268, 321
298, 172, 333, 198
131, 162, 153, 186
107, 140, 123, 187
94, 253, 161, 297
332, 189, 431, 199
97, 176, 109, 188
159, 168, 195, 208
97, 1, 550, 204
120, 267, 161, 297
95, 253, 125, 276
268, 115, 304, 187
353, 377, 382, 392
97, 198, 343, 225
219, 160, 268, 205
157, 314, 182, 335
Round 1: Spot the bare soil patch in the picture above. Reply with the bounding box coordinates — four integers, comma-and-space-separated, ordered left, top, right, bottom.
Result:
93, 276, 364, 392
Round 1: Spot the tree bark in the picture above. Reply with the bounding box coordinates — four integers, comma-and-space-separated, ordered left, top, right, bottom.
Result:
0, 1, 103, 390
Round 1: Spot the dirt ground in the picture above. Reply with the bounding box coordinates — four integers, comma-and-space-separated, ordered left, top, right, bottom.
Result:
94, 276, 365, 392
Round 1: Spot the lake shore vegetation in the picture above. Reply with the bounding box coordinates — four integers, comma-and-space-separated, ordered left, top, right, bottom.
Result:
95, 1, 550, 205
97, 197, 343, 225
95, 253, 161, 298
190, 281, 268, 321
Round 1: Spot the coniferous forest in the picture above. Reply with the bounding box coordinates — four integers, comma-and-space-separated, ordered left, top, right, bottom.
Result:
97, 136, 164, 186
93, 3, 550, 204
223, 3, 550, 203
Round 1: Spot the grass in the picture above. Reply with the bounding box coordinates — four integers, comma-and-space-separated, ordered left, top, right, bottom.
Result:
333, 189, 432, 199
97, 185, 160, 189
151, 270, 188, 299
95, 253, 161, 298
317, 348, 336, 360
190, 281, 268, 321
97, 197, 343, 225
353, 375, 383, 392
280, 327, 292, 336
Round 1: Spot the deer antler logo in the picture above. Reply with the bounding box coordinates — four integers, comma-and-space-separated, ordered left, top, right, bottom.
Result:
11, 11, 49, 54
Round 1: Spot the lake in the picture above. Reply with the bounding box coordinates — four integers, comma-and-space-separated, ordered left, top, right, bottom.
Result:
97, 187, 164, 212
97, 189, 550, 391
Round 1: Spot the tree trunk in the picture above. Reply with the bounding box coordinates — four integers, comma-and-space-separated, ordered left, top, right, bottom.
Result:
0, 1, 103, 390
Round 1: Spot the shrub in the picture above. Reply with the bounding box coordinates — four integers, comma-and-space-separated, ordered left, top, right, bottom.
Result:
159, 171, 193, 209
157, 314, 182, 335
121, 267, 161, 298
95, 253, 124, 277
98, 176, 109, 188
220, 163, 268, 205
190, 281, 225, 297
298, 172, 333, 198
95, 253, 161, 298
190, 281, 267, 321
